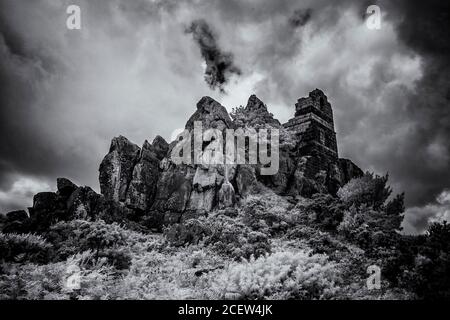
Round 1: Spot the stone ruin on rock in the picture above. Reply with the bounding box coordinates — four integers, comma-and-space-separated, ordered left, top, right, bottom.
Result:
0, 89, 364, 233
282, 89, 362, 195
284, 88, 338, 170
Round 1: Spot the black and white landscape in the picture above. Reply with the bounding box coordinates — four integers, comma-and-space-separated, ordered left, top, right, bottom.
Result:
0, 0, 449, 300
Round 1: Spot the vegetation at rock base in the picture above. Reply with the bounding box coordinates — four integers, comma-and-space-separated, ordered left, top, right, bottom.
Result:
1, 173, 448, 300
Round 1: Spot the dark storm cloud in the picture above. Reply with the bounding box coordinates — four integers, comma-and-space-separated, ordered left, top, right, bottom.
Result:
0, 13, 59, 188
289, 8, 312, 28
379, 0, 450, 232
185, 19, 241, 92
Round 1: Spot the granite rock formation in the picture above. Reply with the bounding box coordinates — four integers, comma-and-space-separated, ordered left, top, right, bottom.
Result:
99, 136, 141, 202
2, 89, 363, 233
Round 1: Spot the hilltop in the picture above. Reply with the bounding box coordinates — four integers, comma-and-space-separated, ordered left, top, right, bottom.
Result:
1, 90, 449, 300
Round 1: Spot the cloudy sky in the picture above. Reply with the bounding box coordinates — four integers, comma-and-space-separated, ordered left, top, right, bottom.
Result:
0, 0, 449, 234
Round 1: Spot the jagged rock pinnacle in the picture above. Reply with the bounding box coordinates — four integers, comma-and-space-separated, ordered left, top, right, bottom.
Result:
185, 96, 233, 131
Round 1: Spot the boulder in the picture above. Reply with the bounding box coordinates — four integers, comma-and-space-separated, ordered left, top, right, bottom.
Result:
27, 192, 67, 232
57, 178, 78, 199
187, 188, 216, 212
152, 164, 194, 214
6, 210, 28, 221
98, 200, 135, 224
235, 165, 258, 197
32, 192, 59, 211
185, 96, 233, 131
126, 141, 160, 212
99, 136, 141, 202
258, 148, 295, 193
67, 186, 105, 219
193, 167, 217, 190
233, 95, 281, 128
218, 180, 236, 209
152, 135, 169, 161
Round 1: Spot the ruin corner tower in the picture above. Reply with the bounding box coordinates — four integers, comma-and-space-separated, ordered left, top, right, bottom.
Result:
283, 89, 338, 174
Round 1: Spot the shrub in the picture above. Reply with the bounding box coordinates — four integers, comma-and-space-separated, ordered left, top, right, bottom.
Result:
97, 248, 132, 270
204, 214, 271, 260
164, 218, 208, 247
208, 250, 341, 299
337, 173, 391, 210
0, 232, 53, 264
337, 203, 403, 250
240, 194, 290, 235
294, 194, 345, 231
0, 250, 116, 300
399, 222, 450, 300
163, 212, 271, 261
46, 220, 129, 260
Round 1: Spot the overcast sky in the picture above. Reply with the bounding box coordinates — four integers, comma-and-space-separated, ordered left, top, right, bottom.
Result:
0, 0, 449, 234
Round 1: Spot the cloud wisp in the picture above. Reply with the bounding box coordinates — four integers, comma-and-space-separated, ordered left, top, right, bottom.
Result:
185, 19, 241, 92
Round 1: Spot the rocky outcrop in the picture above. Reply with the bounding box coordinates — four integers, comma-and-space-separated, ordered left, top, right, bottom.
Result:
67, 186, 105, 219
1, 90, 364, 234
235, 165, 259, 197
147, 97, 238, 226
56, 178, 78, 199
151, 163, 195, 224
27, 191, 69, 232
99, 136, 141, 202
99, 135, 169, 215
185, 96, 234, 131
152, 135, 169, 161
218, 180, 236, 209
126, 140, 161, 212
233, 94, 281, 129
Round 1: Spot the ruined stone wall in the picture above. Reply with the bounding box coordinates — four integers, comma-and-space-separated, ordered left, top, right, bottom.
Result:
283, 89, 338, 178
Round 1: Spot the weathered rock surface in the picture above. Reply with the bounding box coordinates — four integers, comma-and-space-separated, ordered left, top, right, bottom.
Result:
33, 192, 59, 212
152, 164, 195, 214
126, 140, 161, 212
235, 165, 259, 197
6, 210, 28, 221
26, 192, 67, 232
67, 186, 105, 219
99, 136, 141, 202
2, 90, 364, 234
185, 96, 234, 131
218, 180, 236, 209
148, 97, 237, 226
233, 94, 281, 129
152, 135, 169, 160
57, 178, 78, 199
